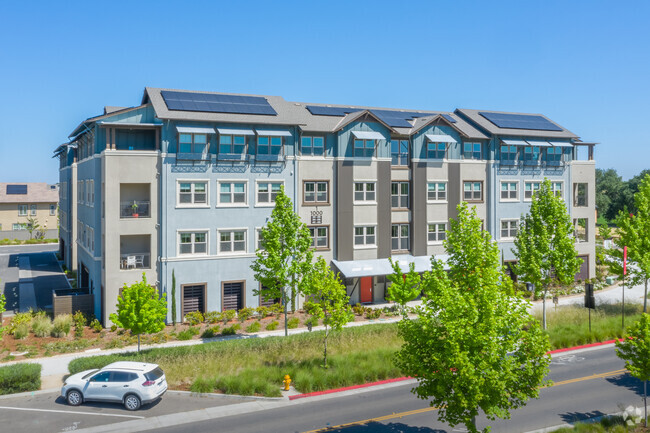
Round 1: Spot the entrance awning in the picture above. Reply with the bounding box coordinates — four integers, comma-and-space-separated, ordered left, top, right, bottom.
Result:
332, 254, 449, 279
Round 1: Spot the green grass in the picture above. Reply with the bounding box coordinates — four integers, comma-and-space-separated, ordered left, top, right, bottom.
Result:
68, 324, 403, 397
0, 363, 41, 395
553, 415, 630, 432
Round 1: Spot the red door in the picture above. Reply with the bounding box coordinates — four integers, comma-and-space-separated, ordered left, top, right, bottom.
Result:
360, 277, 373, 303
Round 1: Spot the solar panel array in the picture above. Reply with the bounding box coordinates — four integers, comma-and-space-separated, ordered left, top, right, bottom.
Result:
161, 91, 277, 116
305, 106, 456, 128
479, 112, 562, 131
305, 106, 360, 116
6, 184, 27, 195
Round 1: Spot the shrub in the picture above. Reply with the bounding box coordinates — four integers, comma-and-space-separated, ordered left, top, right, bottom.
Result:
304, 316, 319, 329
13, 323, 30, 339
9, 311, 33, 335
265, 321, 279, 331
287, 317, 300, 329
352, 303, 365, 316
51, 314, 72, 338
184, 311, 204, 326
201, 326, 221, 339
90, 319, 103, 333
237, 307, 255, 322
110, 324, 117, 332
222, 310, 237, 324
31, 315, 53, 338
270, 303, 283, 318
364, 308, 381, 320
177, 326, 200, 341
204, 311, 222, 324
73, 311, 86, 338
221, 324, 240, 336
256, 306, 270, 318
245, 321, 261, 333
0, 363, 41, 395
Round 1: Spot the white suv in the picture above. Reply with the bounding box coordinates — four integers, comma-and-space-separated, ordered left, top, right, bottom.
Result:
62, 361, 167, 411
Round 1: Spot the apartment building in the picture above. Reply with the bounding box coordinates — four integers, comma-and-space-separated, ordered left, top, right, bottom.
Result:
0, 183, 58, 239
55, 88, 596, 325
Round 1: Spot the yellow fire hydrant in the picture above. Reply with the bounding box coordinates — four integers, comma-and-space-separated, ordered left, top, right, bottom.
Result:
283, 374, 292, 391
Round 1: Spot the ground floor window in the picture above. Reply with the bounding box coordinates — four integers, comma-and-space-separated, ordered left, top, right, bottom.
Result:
182, 284, 206, 318
223, 281, 244, 311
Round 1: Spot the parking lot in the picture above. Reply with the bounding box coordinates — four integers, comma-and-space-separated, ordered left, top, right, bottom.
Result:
0, 390, 258, 432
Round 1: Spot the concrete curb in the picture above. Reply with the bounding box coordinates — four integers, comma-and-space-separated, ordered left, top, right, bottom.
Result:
167, 390, 282, 402
289, 376, 413, 401
0, 387, 61, 400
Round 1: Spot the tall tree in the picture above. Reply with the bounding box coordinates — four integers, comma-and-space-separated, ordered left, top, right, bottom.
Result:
596, 168, 629, 221
396, 203, 551, 433
251, 186, 313, 336
386, 258, 421, 317
614, 173, 650, 312
303, 258, 351, 368
513, 178, 582, 329
110, 273, 167, 352
615, 313, 650, 427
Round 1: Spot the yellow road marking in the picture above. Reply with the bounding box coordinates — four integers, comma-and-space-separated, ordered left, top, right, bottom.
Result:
302, 369, 627, 433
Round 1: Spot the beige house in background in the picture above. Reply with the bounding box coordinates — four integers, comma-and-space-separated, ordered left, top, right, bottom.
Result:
0, 183, 59, 239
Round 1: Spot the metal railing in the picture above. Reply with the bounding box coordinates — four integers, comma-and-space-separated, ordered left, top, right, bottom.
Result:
120, 201, 150, 218
120, 253, 151, 270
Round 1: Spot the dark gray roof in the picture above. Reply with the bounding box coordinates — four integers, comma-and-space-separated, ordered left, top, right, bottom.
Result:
455, 108, 578, 139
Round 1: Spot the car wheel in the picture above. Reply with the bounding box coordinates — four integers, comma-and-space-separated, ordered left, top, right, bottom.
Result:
123, 394, 141, 411
66, 390, 83, 406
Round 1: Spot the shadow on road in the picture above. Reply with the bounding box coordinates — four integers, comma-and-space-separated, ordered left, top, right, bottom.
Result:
54, 395, 163, 412
606, 372, 644, 397
559, 409, 607, 424
323, 421, 446, 433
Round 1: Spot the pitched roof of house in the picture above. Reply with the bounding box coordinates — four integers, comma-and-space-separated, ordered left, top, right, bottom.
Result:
454, 108, 578, 139
0, 183, 58, 204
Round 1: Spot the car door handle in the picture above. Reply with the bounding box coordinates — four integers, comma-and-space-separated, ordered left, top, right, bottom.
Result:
123, 385, 129, 387
102, 385, 107, 387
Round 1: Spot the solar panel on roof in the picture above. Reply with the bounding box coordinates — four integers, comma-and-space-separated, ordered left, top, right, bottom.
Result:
161, 91, 277, 116
479, 112, 562, 131
441, 114, 457, 124
6, 185, 27, 195
305, 106, 359, 116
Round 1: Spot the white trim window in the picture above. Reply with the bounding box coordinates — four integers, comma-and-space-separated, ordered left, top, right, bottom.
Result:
88, 227, 94, 253
500, 181, 518, 201
179, 231, 208, 255
524, 181, 540, 200
463, 181, 483, 201
219, 229, 247, 254
301, 136, 325, 156
427, 142, 446, 159
391, 224, 410, 251
463, 142, 482, 160
12, 223, 27, 231
428, 223, 446, 243
219, 134, 246, 154
218, 181, 247, 206
354, 226, 376, 247
391, 139, 409, 166
353, 139, 375, 158
178, 181, 208, 206
179, 133, 208, 154
501, 219, 519, 240
30, 204, 37, 216
427, 182, 447, 202
551, 181, 563, 198
309, 226, 329, 249
18, 204, 27, 216
86, 180, 91, 204
304, 181, 328, 204
354, 182, 376, 202
256, 228, 264, 251
257, 181, 283, 205
391, 182, 409, 209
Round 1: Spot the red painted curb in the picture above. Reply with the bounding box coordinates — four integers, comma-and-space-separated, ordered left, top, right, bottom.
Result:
288, 376, 412, 400
547, 339, 621, 354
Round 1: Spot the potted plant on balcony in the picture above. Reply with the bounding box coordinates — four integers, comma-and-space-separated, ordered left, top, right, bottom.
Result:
131, 201, 139, 218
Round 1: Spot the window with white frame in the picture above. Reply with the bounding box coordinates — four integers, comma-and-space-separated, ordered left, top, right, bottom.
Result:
428, 223, 446, 243
50, 204, 56, 216
257, 136, 283, 155
354, 226, 376, 247
391, 139, 409, 166
391, 224, 410, 251
218, 181, 247, 206
90, 180, 94, 205
427, 182, 447, 201
463, 181, 483, 201
13, 223, 27, 231
256, 228, 264, 251
500, 145, 518, 165
219, 230, 246, 253
354, 139, 375, 158
500, 181, 518, 200
354, 182, 376, 202
574, 218, 588, 242
391, 182, 409, 208
179, 232, 207, 255
309, 226, 329, 249
218, 134, 246, 154
427, 142, 446, 159
178, 181, 207, 205
257, 181, 283, 205
551, 181, 563, 198
30, 204, 37, 216
524, 181, 540, 200
304, 181, 328, 204
301, 136, 325, 156
501, 219, 518, 239
18, 204, 27, 216
463, 142, 481, 160
179, 133, 207, 154
89, 227, 94, 253
86, 180, 91, 204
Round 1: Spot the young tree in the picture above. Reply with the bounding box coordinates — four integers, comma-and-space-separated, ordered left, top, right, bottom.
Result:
613, 173, 650, 313
303, 258, 351, 368
25, 217, 40, 240
615, 313, 650, 427
171, 270, 177, 325
251, 186, 313, 336
396, 203, 551, 433
386, 258, 421, 317
110, 273, 167, 352
513, 178, 581, 329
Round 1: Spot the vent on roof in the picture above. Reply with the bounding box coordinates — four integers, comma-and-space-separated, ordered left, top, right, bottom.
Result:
161, 91, 277, 116
6, 185, 27, 195
479, 112, 562, 131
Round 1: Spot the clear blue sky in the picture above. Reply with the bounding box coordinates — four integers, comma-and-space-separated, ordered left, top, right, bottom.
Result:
0, 0, 648, 183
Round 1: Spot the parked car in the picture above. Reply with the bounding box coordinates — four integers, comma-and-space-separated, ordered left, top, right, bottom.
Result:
61, 361, 167, 411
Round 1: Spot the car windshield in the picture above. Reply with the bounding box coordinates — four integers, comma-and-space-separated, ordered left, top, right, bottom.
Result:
144, 367, 164, 381
81, 369, 99, 380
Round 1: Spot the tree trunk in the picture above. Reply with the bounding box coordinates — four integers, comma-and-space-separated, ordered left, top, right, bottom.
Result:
283, 290, 288, 337
137, 334, 141, 352
323, 326, 328, 369
644, 279, 648, 313
471, 415, 477, 431
542, 287, 548, 330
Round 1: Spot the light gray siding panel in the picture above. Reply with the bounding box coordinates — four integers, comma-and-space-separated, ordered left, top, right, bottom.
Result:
377, 161, 391, 258
412, 162, 428, 256
336, 161, 353, 261
448, 162, 461, 220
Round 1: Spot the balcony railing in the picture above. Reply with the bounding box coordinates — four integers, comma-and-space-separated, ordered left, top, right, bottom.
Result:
120, 253, 151, 270
120, 201, 150, 218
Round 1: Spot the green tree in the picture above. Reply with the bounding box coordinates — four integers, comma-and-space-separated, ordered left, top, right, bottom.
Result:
626, 169, 650, 215
396, 203, 551, 433
110, 273, 167, 351
386, 258, 421, 317
615, 313, 650, 427
513, 178, 582, 329
303, 258, 351, 368
251, 187, 313, 336
613, 173, 650, 312
596, 168, 630, 221
25, 217, 40, 240
171, 270, 177, 325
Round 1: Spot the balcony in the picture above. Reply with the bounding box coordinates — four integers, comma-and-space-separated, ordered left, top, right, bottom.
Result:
120, 183, 150, 219
120, 253, 151, 270
120, 200, 150, 218
120, 234, 151, 270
